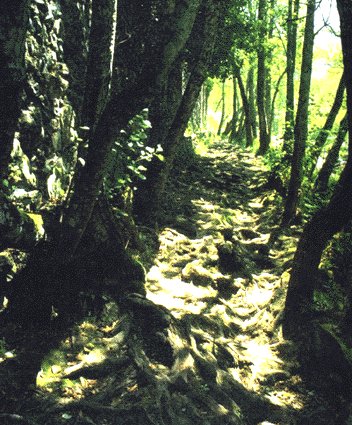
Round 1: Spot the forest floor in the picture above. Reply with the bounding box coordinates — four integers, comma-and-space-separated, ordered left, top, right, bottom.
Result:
0, 139, 348, 424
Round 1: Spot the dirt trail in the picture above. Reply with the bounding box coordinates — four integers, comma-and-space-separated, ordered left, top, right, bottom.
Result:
0, 140, 340, 425
145, 140, 336, 423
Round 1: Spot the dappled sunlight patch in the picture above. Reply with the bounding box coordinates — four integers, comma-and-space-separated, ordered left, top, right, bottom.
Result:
147, 291, 208, 316
265, 389, 305, 410
245, 286, 273, 309
241, 340, 284, 390
147, 276, 216, 300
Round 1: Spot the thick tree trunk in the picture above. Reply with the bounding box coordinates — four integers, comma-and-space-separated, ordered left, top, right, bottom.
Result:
133, 0, 220, 223
58, 0, 201, 258
283, 0, 352, 339
283, 0, 300, 152
0, 0, 30, 181
315, 114, 348, 194
81, 0, 115, 130
148, 59, 183, 152
71, 0, 116, 197
283, 161, 352, 339
282, 0, 315, 226
59, 0, 89, 117
256, 0, 270, 155
6, 196, 145, 322
308, 74, 345, 178
234, 65, 253, 147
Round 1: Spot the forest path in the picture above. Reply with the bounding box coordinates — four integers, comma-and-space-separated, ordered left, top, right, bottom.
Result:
144, 139, 333, 423
0, 140, 339, 425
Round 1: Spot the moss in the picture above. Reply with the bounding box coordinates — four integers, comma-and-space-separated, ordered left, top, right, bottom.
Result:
27, 213, 44, 236
321, 323, 352, 363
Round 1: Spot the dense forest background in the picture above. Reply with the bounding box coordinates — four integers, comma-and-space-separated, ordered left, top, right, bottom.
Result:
1, 0, 352, 424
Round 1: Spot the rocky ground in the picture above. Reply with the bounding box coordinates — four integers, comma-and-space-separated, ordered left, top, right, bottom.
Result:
0, 140, 347, 424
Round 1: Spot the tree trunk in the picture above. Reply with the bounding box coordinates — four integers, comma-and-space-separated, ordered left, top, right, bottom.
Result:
270, 69, 286, 138
229, 74, 239, 142
133, 0, 220, 223
283, 0, 300, 152
256, 0, 270, 155
71, 0, 116, 194
265, 0, 275, 138
59, 0, 89, 117
81, 0, 116, 130
282, 0, 316, 226
283, 0, 352, 340
234, 65, 253, 147
149, 59, 183, 152
58, 0, 202, 258
0, 0, 30, 181
247, 65, 258, 139
201, 83, 210, 128
315, 113, 348, 194
217, 79, 226, 135
308, 74, 345, 178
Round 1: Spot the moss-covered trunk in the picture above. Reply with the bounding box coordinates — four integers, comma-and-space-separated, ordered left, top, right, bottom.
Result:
283, 0, 300, 152
282, 0, 315, 226
133, 0, 220, 223
59, 0, 88, 117
81, 0, 115, 130
283, 0, 352, 339
58, 0, 201, 258
256, 0, 270, 155
0, 0, 30, 181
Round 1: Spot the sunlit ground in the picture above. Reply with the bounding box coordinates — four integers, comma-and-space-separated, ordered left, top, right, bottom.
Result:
144, 140, 306, 411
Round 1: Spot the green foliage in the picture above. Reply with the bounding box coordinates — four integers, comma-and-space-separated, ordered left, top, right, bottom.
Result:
0, 338, 7, 357
329, 230, 352, 285
105, 110, 163, 197
313, 286, 345, 314
263, 146, 290, 185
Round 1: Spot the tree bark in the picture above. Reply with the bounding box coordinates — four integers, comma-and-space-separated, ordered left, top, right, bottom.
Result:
282, 0, 316, 226
283, 0, 352, 339
234, 65, 253, 147
0, 0, 30, 181
229, 74, 239, 141
217, 79, 226, 135
58, 0, 201, 258
308, 74, 345, 178
247, 65, 258, 140
81, 0, 116, 130
265, 0, 275, 139
133, 0, 220, 223
315, 114, 348, 194
148, 59, 183, 152
283, 0, 300, 152
256, 0, 270, 155
59, 0, 89, 117
71, 0, 116, 196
